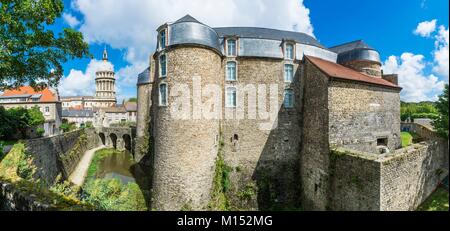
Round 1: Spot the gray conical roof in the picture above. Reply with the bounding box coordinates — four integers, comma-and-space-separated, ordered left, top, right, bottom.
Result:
175, 14, 201, 24
329, 40, 375, 54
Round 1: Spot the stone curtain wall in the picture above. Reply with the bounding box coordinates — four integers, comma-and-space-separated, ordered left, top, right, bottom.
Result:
329, 137, 448, 211
221, 57, 302, 210
328, 80, 401, 154
329, 149, 381, 211
380, 139, 449, 210
300, 58, 331, 210
24, 128, 98, 185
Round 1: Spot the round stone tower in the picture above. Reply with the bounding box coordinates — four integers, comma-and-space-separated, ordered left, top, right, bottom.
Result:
95, 48, 117, 106
151, 15, 222, 210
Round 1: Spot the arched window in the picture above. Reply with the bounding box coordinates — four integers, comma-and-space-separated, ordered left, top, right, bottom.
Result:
159, 54, 167, 77
227, 39, 237, 56
284, 64, 294, 82
285, 43, 294, 60
226, 87, 237, 107
284, 89, 294, 108
159, 83, 168, 106
226, 61, 237, 81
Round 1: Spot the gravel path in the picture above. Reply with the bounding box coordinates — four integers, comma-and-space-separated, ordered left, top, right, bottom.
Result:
69, 146, 105, 186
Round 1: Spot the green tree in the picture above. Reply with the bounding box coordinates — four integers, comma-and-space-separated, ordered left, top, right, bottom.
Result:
27, 106, 45, 127
432, 84, 449, 139
127, 98, 137, 102
0, 0, 91, 90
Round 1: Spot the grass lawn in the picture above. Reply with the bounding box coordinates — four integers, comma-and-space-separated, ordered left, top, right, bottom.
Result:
417, 187, 449, 211
401, 132, 413, 147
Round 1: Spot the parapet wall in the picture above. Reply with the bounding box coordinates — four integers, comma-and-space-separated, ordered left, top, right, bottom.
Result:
330, 132, 448, 211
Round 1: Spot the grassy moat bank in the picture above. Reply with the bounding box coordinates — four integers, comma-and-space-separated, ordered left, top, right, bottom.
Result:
1, 144, 151, 211
81, 148, 151, 211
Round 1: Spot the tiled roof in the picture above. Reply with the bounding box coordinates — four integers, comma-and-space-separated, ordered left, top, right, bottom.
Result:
124, 102, 137, 112
1, 86, 58, 102
175, 14, 201, 24
305, 56, 401, 89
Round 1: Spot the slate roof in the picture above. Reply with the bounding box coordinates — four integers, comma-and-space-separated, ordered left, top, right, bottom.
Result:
214, 27, 325, 49
305, 56, 401, 89
329, 40, 375, 54
62, 109, 94, 117
175, 14, 201, 24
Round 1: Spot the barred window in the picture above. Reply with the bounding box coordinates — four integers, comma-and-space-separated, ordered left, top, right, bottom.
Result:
226, 61, 237, 81
226, 87, 237, 107
159, 54, 167, 77
284, 89, 294, 108
284, 64, 294, 82
159, 83, 168, 106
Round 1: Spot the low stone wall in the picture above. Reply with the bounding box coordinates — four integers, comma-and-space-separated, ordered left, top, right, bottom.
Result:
329, 134, 448, 211
0, 181, 55, 211
23, 128, 98, 186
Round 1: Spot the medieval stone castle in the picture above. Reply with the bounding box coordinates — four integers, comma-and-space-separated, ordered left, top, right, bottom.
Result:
134, 15, 448, 211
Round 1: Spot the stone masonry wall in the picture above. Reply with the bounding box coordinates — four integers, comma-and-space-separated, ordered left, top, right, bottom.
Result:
151, 46, 222, 210
300, 58, 330, 210
221, 57, 302, 210
380, 138, 449, 210
328, 80, 401, 154
329, 149, 381, 211
329, 136, 448, 211
23, 128, 98, 185
341, 60, 382, 77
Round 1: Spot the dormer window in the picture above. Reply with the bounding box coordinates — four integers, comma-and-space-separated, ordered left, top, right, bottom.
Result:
159, 29, 166, 49
227, 39, 237, 56
285, 43, 294, 60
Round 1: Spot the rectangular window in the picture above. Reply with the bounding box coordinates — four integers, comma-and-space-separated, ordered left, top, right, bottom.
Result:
159, 54, 167, 77
284, 89, 294, 108
285, 43, 294, 60
227, 39, 237, 56
159, 83, 168, 106
226, 87, 237, 107
159, 30, 166, 49
45, 106, 50, 113
284, 64, 294, 82
226, 61, 237, 81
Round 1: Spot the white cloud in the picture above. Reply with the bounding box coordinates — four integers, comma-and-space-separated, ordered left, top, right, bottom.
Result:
58, 59, 114, 96
432, 25, 449, 79
62, 12, 80, 28
383, 53, 446, 102
70, 0, 315, 88
414, 19, 437, 37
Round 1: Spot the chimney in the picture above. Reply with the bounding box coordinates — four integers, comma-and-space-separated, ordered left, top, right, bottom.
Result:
382, 74, 398, 85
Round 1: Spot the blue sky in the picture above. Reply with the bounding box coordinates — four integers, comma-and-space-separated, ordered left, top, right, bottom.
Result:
57, 0, 448, 103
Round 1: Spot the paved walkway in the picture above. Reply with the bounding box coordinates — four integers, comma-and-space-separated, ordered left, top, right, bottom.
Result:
69, 145, 105, 186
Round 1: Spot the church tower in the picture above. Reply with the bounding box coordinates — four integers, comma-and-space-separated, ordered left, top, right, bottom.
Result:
94, 48, 117, 107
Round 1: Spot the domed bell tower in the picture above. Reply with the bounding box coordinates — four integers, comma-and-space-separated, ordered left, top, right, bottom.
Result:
95, 48, 116, 104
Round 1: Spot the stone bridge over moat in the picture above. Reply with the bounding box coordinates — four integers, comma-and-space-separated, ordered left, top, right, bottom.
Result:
95, 127, 136, 154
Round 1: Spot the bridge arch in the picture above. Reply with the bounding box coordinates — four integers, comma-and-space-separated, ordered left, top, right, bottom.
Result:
99, 133, 106, 146
123, 134, 132, 152
109, 133, 118, 149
